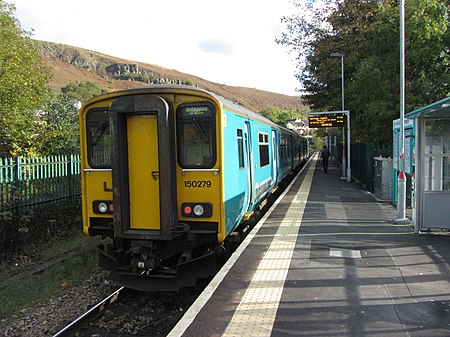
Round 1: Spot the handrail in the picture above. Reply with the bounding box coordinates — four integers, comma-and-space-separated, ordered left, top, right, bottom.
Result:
83, 168, 112, 172
182, 168, 219, 176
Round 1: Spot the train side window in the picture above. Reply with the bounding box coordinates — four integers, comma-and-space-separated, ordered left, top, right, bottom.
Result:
259, 132, 269, 167
280, 137, 287, 159
237, 129, 244, 169
86, 108, 111, 168
176, 103, 216, 168
287, 138, 292, 158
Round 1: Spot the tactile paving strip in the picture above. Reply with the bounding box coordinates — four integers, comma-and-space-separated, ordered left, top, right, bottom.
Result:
223, 162, 315, 337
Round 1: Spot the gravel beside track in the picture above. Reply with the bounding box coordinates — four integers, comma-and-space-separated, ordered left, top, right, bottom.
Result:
0, 271, 117, 337
85, 286, 204, 336
0, 271, 206, 337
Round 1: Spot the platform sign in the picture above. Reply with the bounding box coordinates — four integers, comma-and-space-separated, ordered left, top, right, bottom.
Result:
392, 117, 414, 171
308, 114, 345, 128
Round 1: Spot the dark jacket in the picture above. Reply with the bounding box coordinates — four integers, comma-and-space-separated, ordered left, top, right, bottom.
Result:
321, 147, 330, 160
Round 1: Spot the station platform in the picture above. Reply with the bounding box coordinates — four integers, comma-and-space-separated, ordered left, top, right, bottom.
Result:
168, 155, 450, 337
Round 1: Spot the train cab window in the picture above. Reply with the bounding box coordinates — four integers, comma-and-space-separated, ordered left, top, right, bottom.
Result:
176, 103, 216, 168
237, 129, 244, 169
259, 132, 270, 167
86, 108, 111, 168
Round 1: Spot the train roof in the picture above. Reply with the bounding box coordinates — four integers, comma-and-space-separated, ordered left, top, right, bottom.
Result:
82, 84, 301, 137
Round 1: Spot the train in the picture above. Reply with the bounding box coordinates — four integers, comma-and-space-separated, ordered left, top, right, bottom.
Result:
79, 85, 309, 291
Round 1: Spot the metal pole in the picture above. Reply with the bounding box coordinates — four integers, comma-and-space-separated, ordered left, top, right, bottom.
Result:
346, 111, 351, 182
394, 0, 410, 224
331, 52, 346, 179
342, 129, 346, 178
341, 56, 346, 179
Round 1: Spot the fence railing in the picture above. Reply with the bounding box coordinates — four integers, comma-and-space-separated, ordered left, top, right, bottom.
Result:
334, 142, 392, 193
0, 154, 81, 214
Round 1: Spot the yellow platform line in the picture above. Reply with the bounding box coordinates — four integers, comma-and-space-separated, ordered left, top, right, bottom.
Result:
223, 161, 315, 337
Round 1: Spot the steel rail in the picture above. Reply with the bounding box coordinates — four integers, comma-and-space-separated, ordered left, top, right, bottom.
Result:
52, 286, 125, 337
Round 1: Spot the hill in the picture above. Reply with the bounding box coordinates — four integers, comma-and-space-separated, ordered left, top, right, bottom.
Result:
36, 40, 306, 113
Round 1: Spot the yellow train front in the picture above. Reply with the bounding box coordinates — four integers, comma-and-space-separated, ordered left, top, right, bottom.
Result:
79, 85, 306, 291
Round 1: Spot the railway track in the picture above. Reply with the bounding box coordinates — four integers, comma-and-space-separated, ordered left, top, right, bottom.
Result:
51, 282, 207, 337
52, 286, 125, 337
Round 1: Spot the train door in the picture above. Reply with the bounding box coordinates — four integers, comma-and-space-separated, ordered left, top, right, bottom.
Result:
127, 115, 159, 229
110, 94, 178, 240
289, 136, 295, 171
244, 121, 254, 209
271, 130, 278, 185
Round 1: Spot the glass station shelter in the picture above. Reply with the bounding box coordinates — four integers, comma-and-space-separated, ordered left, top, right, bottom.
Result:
394, 97, 450, 232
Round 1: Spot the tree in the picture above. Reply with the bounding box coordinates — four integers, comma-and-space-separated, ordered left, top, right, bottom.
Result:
404, 0, 450, 106
278, 0, 449, 143
36, 92, 79, 155
0, 1, 51, 156
261, 107, 303, 126
61, 81, 107, 104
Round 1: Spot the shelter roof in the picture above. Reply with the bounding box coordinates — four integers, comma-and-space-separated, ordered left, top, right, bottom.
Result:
406, 97, 450, 119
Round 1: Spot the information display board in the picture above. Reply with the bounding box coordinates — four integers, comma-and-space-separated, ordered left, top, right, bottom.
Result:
308, 114, 345, 128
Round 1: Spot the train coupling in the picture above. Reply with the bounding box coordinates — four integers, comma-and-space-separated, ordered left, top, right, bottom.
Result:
130, 242, 158, 270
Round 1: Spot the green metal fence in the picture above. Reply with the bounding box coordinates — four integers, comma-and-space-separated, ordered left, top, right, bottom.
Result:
335, 143, 392, 193
0, 154, 81, 214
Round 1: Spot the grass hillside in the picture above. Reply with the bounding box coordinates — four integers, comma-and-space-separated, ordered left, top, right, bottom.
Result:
37, 40, 306, 113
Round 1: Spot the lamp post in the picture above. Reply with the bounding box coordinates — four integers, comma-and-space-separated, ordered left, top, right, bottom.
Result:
331, 52, 348, 180
394, 0, 410, 224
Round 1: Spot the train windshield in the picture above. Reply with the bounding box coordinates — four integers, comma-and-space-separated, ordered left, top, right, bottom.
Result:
86, 108, 111, 168
176, 103, 216, 168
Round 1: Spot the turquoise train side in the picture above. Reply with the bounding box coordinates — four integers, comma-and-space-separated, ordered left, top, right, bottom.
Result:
220, 97, 308, 236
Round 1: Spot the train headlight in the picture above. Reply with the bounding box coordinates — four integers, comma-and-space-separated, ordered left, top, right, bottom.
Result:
193, 205, 204, 216
92, 200, 114, 214
98, 202, 108, 213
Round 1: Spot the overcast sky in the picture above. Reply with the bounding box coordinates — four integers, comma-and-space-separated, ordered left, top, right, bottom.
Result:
9, 0, 301, 96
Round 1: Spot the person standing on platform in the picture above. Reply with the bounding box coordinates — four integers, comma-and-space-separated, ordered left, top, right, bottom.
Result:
320, 145, 330, 173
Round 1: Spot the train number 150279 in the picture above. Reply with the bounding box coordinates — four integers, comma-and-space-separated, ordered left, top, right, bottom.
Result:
183, 180, 212, 188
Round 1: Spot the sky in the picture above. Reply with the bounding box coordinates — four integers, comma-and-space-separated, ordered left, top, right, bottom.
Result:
9, 0, 301, 96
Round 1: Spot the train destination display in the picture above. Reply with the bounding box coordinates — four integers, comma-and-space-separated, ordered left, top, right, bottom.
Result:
308, 114, 345, 128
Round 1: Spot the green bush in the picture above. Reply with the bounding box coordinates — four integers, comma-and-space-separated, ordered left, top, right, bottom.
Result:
0, 197, 81, 258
